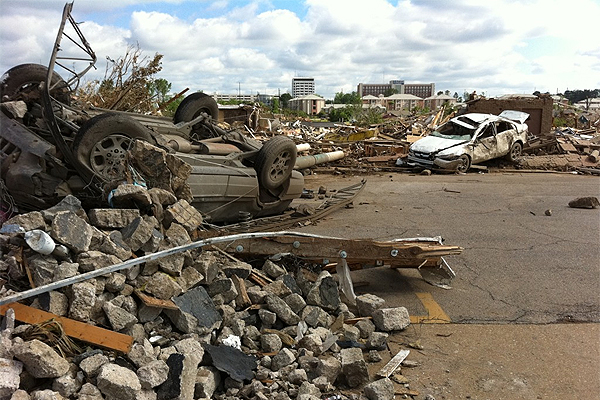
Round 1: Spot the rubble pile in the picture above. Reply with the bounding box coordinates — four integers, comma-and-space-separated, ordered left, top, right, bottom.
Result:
0, 189, 414, 399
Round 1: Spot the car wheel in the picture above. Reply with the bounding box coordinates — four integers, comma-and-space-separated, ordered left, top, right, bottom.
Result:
255, 136, 297, 190
173, 92, 219, 139
0, 63, 70, 104
506, 142, 522, 162
456, 155, 471, 173
73, 113, 155, 180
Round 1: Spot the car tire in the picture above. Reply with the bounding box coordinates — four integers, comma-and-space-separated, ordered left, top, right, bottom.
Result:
0, 63, 70, 104
456, 154, 471, 173
255, 136, 297, 190
506, 142, 522, 162
173, 92, 219, 139
73, 113, 155, 180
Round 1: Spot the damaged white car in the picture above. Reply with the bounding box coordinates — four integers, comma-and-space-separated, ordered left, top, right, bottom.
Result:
406, 110, 529, 173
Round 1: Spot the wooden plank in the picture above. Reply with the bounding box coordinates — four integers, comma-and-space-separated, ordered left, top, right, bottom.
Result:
376, 349, 410, 378
134, 290, 178, 310
231, 275, 252, 309
0, 302, 133, 353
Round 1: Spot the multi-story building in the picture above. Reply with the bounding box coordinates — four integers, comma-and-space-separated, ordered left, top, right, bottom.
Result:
289, 94, 325, 115
358, 80, 435, 98
292, 77, 315, 98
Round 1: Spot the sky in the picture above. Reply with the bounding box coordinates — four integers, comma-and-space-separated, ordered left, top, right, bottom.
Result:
0, 0, 599, 100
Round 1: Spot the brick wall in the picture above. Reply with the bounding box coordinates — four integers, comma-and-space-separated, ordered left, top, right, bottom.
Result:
466, 97, 553, 137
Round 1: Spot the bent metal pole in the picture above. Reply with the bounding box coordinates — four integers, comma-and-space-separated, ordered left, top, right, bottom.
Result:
0, 231, 338, 307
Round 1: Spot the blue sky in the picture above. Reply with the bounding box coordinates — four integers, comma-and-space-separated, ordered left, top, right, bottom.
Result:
1, 0, 598, 99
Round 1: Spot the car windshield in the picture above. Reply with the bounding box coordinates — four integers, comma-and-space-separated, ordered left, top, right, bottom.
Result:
430, 119, 476, 141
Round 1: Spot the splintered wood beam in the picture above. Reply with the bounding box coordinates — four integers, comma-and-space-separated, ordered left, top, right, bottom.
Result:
0, 302, 134, 353
214, 235, 462, 268
377, 349, 410, 378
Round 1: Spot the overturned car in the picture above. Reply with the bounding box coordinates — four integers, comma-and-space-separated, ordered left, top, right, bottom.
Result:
0, 3, 316, 224
406, 110, 529, 173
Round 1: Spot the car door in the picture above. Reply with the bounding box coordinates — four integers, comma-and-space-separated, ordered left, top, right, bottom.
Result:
471, 122, 498, 163
494, 120, 515, 156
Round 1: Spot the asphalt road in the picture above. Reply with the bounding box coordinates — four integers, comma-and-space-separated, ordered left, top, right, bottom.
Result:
293, 171, 600, 398
296, 171, 600, 324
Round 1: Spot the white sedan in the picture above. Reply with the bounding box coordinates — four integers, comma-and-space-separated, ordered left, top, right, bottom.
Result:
407, 110, 529, 173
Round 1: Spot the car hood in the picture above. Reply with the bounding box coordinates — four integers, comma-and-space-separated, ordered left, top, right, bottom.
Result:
410, 136, 468, 154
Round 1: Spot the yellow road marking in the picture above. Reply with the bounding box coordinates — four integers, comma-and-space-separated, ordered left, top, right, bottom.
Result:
410, 292, 451, 324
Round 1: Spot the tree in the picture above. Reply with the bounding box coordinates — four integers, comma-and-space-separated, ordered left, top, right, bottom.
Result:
280, 93, 292, 109
334, 91, 361, 105
272, 97, 280, 114
437, 91, 443, 95
76, 44, 164, 113
383, 88, 398, 97
444, 90, 450, 96
148, 78, 171, 104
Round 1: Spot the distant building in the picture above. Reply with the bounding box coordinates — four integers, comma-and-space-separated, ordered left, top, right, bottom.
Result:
385, 93, 423, 111
289, 94, 325, 115
358, 80, 435, 98
424, 94, 457, 109
292, 77, 315, 97
211, 93, 256, 103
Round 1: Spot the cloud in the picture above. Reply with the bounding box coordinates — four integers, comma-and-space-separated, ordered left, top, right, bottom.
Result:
1, 0, 599, 99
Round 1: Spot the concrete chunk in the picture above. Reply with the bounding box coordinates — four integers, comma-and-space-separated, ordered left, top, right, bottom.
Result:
372, 307, 410, 331
88, 208, 140, 229
356, 293, 386, 317
50, 211, 94, 253
12, 340, 70, 379
364, 378, 395, 400
340, 347, 369, 388
97, 363, 141, 400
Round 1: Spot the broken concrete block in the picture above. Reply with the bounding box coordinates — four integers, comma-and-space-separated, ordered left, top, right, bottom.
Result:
154, 252, 185, 276
38, 291, 69, 316
342, 324, 361, 342
27, 255, 58, 287
372, 307, 410, 331
270, 348, 296, 371
208, 278, 238, 303
129, 340, 157, 368
103, 301, 138, 331
265, 294, 301, 325
121, 216, 155, 252
194, 366, 221, 399
1, 100, 27, 118
78, 353, 109, 378
263, 280, 293, 298
96, 232, 132, 261
258, 309, 277, 326
163, 199, 203, 233
340, 347, 369, 388
306, 271, 340, 311
317, 355, 341, 384
297, 381, 321, 398
76, 251, 121, 273
260, 333, 283, 353
77, 383, 103, 400
364, 378, 394, 400
52, 366, 83, 398
172, 285, 222, 332
12, 340, 70, 379
50, 211, 94, 253
6, 211, 46, 231
148, 187, 177, 206
222, 261, 252, 280
301, 305, 331, 328
297, 334, 322, 355
88, 208, 140, 229
110, 184, 152, 209
96, 363, 141, 400
262, 259, 287, 279
568, 196, 600, 209
137, 360, 169, 389
0, 357, 23, 397
8, 389, 30, 400
356, 318, 376, 339
176, 266, 204, 292
52, 262, 79, 282
144, 272, 182, 300
283, 293, 306, 314
356, 293, 385, 317
105, 272, 126, 293
163, 309, 199, 334
67, 281, 96, 322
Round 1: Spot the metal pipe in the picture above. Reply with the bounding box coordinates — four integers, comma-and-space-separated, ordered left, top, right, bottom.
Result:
0, 231, 344, 306
294, 150, 345, 169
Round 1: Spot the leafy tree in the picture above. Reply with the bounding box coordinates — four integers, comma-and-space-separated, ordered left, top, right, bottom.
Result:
272, 97, 280, 114
76, 44, 164, 113
148, 78, 171, 104
563, 89, 599, 104
383, 88, 398, 97
334, 91, 361, 105
437, 91, 444, 95
444, 90, 450, 96
357, 107, 383, 126
280, 93, 292, 109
